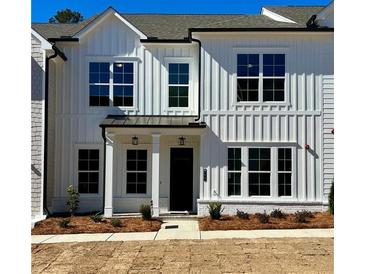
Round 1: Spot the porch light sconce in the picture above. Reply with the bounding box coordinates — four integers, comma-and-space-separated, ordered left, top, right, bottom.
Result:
132, 136, 139, 145
178, 136, 186, 146
331, 128, 334, 134
305, 144, 310, 150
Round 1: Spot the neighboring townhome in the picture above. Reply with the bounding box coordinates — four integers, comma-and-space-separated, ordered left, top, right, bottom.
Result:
31, 2, 334, 219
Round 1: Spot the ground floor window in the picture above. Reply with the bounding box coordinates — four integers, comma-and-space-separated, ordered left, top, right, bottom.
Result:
78, 149, 99, 194
126, 150, 147, 194
227, 148, 242, 196
248, 148, 271, 196
278, 148, 292, 196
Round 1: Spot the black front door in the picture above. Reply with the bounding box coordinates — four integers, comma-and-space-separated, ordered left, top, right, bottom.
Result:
170, 148, 193, 211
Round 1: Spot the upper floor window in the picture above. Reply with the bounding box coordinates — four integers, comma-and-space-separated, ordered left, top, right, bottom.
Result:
236, 53, 285, 103
237, 54, 259, 101
89, 62, 134, 107
168, 63, 189, 108
263, 54, 285, 101
89, 62, 110, 106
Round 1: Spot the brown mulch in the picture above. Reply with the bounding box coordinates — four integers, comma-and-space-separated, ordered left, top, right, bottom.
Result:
199, 212, 333, 231
31, 216, 162, 235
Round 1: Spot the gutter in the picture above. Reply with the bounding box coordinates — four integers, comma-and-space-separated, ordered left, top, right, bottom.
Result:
43, 44, 67, 216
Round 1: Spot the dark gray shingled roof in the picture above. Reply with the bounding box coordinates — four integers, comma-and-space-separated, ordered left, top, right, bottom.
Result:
263, 6, 325, 25
32, 6, 330, 41
100, 115, 206, 128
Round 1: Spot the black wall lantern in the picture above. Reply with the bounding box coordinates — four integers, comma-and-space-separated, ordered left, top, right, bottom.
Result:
178, 136, 186, 146
132, 136, 138, 145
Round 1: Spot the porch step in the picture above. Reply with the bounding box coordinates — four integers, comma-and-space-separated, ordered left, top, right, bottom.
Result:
159, 212, 199, 221
110, 213, 142, 218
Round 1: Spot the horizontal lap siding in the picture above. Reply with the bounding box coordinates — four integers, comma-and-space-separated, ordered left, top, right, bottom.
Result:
31, 35, 44, 218
322, 75, 334, 200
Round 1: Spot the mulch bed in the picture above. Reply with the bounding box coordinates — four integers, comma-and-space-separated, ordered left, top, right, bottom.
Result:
31, 216, 162, 235
199, 212, 333, 231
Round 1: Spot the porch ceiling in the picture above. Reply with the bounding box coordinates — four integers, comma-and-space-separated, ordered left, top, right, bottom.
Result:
100, 115, 206, 128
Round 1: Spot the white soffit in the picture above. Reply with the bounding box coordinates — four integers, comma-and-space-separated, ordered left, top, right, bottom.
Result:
261, 7, 297, 24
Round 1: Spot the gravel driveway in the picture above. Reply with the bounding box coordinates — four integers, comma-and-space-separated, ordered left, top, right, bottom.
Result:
32, 237, 333, 273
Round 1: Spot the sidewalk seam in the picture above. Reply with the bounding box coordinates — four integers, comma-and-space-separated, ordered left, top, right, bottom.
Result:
153, 231, 159, 240
40, 235, 56, 243
105, 233, 114, 241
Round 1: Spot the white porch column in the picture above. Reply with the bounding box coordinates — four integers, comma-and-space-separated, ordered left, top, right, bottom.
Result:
104, 135, 114, 218
151, 134, 160, 217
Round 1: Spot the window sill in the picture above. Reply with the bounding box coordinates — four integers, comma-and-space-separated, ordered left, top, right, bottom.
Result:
234, 102, 290, 107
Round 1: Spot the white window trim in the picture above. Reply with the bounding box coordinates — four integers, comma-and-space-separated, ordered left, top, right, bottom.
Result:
85, 56, 140, 110
73, 143, 104, 197
121, 144, 152, 198
232, 48, 290, 107
164, 57, 194, 111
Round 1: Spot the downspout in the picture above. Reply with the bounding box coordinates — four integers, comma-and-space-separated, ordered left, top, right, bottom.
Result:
43, 44, 67, 215
101, 126, 106, 214
189, 32, 202, 122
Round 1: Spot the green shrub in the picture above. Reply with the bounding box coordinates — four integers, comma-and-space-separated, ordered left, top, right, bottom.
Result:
256, 212, 270, 224
139, 204, 152, 220
111, 219, 121, 227
208, 202, 223, 220
66, 185, 79, 216
90, 213, 103, 223
294, 211, 309, 223
236, 210, 249, 219
299, 210, 314, 218
329, 182, 334, 215
59, 218, 70, 228
270, 209, 286, 219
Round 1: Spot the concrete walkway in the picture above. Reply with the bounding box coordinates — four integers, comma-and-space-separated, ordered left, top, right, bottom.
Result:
32, 218, 333, 244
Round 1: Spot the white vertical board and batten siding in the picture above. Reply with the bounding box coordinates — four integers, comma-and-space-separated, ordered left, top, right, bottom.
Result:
49, 16, 199, 210
195, 32, 333, 203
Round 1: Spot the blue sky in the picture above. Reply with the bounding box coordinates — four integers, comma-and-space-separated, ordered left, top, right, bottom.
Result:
32, 0, 330, 22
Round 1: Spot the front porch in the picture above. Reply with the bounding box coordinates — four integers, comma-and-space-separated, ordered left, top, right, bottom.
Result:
101, 115, 206, 217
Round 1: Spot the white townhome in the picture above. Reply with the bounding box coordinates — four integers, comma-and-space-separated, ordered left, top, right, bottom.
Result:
31, 2, 334, 219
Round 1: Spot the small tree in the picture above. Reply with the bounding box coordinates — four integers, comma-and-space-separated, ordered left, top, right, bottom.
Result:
329, 182, 334, 215
66, 185, 79, 216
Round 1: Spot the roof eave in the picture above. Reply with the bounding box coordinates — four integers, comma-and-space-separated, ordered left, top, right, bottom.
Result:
189, 27, 334, 33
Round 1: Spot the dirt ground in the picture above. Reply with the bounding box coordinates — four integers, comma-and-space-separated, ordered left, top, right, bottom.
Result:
199, 212, 334, 231
32, 217, 162, 235
32, 237, 333, 273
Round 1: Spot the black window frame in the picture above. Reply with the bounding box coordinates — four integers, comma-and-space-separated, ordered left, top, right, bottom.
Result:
263, 54, 286, 102
236, 54, 260, 102
227, 147, 242, 196
126, 149, 148, 194
248, 148, 271, 196
88, 61, 135, 107
78, 149, 100, 194
278, 148, 292, 197
168, 63, 190, 108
